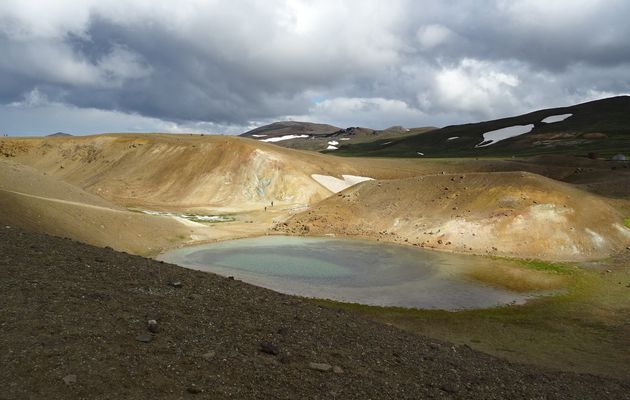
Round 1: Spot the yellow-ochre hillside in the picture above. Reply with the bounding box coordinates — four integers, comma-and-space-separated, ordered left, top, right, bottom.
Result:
1, 133, 629, 260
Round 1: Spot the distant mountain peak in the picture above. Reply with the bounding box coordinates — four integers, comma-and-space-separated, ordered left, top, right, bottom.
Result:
47, 132, 73, 137
241, 121, 340, 138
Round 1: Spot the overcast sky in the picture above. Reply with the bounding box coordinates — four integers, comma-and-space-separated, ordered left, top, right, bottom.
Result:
1, 0, 630, 136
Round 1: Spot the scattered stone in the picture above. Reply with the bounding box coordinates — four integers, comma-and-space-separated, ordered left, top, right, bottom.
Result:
62, 374, 77, 385
135, 334, 152, 343
605, 269, 612, 273
440, 383, 460, 394
147, 319, 159, 333
277, 327, 289, 335
260, 357, 278, 366
260, 341, 280, 355
333, 366, 344, 374
187, 387, 202, 394
201, 351, 216, 361
309, 362, 332, 372
189, 294, 203, 301
168, 281, 182, 288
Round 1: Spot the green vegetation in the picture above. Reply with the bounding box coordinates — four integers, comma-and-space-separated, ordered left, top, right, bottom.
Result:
186, 214, 235, 223
128, 208, 235, 223
624, 218, 630, 228
167, 234, 189, 243
519, 259, 574, 274
313, 259, 630, 379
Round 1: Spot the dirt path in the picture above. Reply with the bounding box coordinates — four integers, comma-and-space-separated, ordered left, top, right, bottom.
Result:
0, 188, 130, 213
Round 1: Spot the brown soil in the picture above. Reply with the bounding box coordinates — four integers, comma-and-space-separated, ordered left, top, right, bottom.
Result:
1, 226, 629, 399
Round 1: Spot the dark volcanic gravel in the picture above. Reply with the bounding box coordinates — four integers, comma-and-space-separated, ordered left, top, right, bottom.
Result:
1, 227, 629, 399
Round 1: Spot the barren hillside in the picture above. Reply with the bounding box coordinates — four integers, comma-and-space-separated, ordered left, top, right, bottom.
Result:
0, 160, 205, 255
278, 172, 630, 261
2, 134, 629, 260
1, 134, 356, 211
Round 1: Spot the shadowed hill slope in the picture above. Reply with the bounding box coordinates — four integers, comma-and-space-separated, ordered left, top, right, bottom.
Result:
241, 121, 341, 138
334, 96, 630, 158
0, 160, 198, 255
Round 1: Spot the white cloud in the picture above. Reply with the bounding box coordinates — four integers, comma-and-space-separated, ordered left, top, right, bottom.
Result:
0, 0, 94, 39
288, 97, 426, 129
97, 45, 152, 84
433, 59, 521, 116
9, 88, 49, 108
416, 24, 454, 49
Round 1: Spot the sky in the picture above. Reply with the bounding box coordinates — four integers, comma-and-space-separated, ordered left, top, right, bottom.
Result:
1, 0, 630, 136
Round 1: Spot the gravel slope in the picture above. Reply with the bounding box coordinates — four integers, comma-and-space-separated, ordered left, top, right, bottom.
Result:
1, 227, 629, 399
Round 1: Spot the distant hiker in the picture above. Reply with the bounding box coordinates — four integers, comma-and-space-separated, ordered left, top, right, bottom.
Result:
271, 201, 274, 207
264, 206, 267, 212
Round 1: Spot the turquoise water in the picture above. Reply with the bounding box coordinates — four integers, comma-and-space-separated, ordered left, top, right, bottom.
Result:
158, 235, 544, 310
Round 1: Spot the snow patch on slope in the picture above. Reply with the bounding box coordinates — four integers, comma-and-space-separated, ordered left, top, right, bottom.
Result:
476, 124, 534, 147
542, 114, 572, 124
327, 140, 339, 150
261, 134, 309, 142
311, 174, 373, 193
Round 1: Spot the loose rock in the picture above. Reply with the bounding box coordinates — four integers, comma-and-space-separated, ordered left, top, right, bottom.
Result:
147, 319, 159, 333
440, 383, 460, 394
62, 374, 77, 385
309, 362, 332, 372
135, 334, 152, 343
260, 341, 280, 355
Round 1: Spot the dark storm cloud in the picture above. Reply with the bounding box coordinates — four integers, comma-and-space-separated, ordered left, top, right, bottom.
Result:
1, 0, 629, 135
